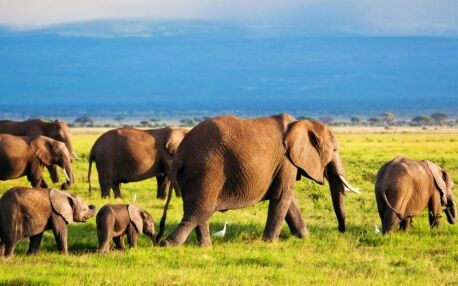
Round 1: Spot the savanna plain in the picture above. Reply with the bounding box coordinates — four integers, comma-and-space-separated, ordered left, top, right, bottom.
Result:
0, 128, 457, 285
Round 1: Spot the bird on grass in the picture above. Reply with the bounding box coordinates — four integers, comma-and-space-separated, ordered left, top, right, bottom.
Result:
213, 221, 228, 238
374, 224, 381, 235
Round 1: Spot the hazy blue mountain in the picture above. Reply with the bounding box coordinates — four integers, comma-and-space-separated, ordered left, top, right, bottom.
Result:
0, 21, 457, 119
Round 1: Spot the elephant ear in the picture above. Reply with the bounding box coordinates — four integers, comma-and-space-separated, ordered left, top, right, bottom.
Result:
128, 205, 144, 234
165, 129, 187, 156
50, 189, 75, 224
32, 137, 54, 166
284, 121, 328, 184
426, 161, 448, 205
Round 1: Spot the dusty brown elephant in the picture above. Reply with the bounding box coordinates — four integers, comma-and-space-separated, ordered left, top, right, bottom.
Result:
88, 127, 188, 199
375, 156, 456, 233
0, 134, 74, 189
0, 187, 96, 257
157, 114, 360, 246
0, 119, 77, 184
96, 204, 155, 253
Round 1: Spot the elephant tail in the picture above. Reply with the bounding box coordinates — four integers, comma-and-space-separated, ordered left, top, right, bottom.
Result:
156, 177, 175, 244
382, 189, 403, 220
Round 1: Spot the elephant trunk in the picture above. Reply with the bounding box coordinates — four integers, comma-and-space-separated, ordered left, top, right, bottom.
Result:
326, 153, 347, 232
445, 200, 456, 224
61, 160, 73, 190
328, 173, 346, 232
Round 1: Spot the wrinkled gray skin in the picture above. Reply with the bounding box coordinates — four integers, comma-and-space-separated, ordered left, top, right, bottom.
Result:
375, 156, 456, 234
96, 204, 155, 253
88, 127, 188, 199
0, 187, 97, 257
0, 119, 75, 186
158, 114, 357, 246
0, 134, 74, 190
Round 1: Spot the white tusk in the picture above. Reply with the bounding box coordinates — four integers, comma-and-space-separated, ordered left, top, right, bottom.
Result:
63, 168, 70, 182
339, 175, 361, 194
72, 151, 81, 161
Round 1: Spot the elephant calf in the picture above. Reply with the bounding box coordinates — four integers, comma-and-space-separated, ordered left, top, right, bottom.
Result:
0, 187, 97, 257
96, 204, 155, 253
375, 156, 456, 233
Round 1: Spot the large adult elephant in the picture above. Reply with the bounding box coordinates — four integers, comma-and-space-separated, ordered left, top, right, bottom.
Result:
0, 119, 77, 184
0, 134, 74, 189
157, 114, 360, 246
375, 156, 456, 233
88, 127, 189, 198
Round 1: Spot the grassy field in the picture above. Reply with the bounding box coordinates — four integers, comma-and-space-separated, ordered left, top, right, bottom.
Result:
0, 130, 457, 285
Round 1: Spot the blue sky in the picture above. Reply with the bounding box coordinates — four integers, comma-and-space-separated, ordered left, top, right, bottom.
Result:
0, 0, 458, 36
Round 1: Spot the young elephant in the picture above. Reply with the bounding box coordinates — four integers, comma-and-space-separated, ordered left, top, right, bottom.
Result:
375, 156, 456, 233
96, 204, 155, 253
0, 187, 97, 257
0, 134, 74, 189
88, 127, 188, 199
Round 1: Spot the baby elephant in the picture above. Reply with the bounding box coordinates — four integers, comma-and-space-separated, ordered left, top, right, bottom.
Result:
0, 187, 97, 257
375, 156, 456, 233
96, 204, 155, 253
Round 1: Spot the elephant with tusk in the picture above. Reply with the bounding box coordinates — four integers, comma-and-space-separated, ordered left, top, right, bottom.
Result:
157, 114, 360, 246
0, 119, 77, 184
0, 134, 74, 189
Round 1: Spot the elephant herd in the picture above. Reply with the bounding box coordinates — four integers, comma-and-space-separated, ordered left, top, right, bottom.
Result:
0, 114, 455, 257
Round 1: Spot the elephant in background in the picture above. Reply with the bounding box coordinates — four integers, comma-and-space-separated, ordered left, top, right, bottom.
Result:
0, 187, 97, 257
375, 156, 456, 233
157, 114, 360, 246
0, 134, 74, 189
88, 127, 189, 198
0, 119, 77, 184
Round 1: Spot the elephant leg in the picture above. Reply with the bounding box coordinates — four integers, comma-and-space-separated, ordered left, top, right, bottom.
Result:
382, 209, 401, 234
263, 196, 291, 242
51, 214, 68, 254
99, 179, 112, 198
161, 218, 199, 247
112, 183, 122, 199
195, 221, 212, 247
126, 226, 138, 248
0, 241, 4, 256
98, 232, 112, 253
285, 195, 308, 238
114, 235, 125, 250
27, 233, 44, 255
399, 217, 412, 231
47, 165, 60, 183
428, 193, 442, 228
156, 175, 168, 200
4, 241, 18, 257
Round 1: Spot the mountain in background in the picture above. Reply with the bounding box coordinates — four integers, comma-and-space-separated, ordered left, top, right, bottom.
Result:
0, 21, 457, 119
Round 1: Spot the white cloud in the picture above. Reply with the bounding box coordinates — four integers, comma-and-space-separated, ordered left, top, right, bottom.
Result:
0, 0, 457, 36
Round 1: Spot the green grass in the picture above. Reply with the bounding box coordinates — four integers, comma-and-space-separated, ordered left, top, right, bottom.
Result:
1, 131, 457, 285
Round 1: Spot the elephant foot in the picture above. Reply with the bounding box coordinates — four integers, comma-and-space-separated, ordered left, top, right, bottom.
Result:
159, 240, 170, 247
61, 183, 70, 190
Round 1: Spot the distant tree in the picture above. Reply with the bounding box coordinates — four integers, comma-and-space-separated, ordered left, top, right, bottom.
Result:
297, 116, 314, 121
380, 112, 395, 125
411, 115, 433, 126
74, 115, 94, 127
430, 113, 449, 124
180, 117, 195, 127
139, 120, 152, 127
149, 118, 160, 122
350, 117, 361, 124
319, 116, 333, 124
368, 117, 381, 125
